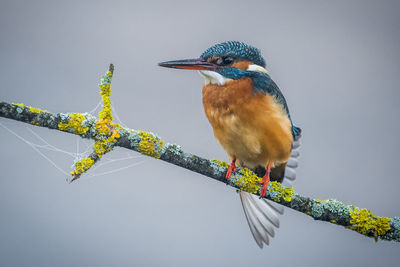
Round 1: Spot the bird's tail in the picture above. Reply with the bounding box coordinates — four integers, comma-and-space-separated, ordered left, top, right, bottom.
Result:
239, 136, 301, 248
239, 191, 284, 247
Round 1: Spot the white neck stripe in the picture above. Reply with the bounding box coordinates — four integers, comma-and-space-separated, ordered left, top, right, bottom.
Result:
246, 64, 269, 74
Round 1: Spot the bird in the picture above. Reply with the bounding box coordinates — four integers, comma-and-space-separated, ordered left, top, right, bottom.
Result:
158, 41, 301, 248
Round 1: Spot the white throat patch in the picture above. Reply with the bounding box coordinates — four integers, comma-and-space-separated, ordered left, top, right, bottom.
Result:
198, 70, 232, 86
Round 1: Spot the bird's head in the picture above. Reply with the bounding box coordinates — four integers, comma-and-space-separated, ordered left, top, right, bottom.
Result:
159, 41, 269, 86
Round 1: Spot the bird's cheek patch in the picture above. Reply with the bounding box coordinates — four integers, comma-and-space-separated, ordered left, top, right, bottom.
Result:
231, 61, 253, 71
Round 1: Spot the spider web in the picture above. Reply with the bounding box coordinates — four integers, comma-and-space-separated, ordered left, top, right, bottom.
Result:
0, 101, 146, 179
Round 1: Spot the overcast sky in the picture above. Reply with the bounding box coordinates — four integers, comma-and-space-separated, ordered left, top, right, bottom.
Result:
1, 0, 399, 266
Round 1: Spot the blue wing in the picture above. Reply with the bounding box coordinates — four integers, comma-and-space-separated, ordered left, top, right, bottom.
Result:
250, 72, 302, 139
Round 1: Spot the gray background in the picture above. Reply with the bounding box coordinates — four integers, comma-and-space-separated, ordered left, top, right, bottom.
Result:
1, 0, 399, 266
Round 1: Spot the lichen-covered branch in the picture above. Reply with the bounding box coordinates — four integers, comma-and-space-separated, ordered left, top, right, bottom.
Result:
66, 64, 121, 182
0, 65, 399, 243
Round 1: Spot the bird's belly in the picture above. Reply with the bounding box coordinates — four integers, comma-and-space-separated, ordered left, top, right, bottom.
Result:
211, 111, 292, 168
203, 81, 293, 169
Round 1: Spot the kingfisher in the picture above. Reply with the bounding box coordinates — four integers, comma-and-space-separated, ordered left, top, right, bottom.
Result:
159, 41, 301, 247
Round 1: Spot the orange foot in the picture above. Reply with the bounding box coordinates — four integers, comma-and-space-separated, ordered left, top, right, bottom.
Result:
259, 164, 272, 197
226, 157, 236, 179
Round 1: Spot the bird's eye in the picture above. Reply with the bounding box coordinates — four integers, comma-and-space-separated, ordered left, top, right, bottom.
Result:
216, 57, 223, 65
208, 56, 234, 66
222, 56, 234, 65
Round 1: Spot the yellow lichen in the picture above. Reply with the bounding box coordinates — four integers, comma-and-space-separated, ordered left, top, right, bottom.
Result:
12, 103, 25, 108
29, 107, 46, 113
95, 119, 112, 135
98, 71, 113, 121
211, 159, 229, 169
65, 66, 117, 179
137, 130, 164, 158
234, 168, 262, 194
349, 207, 391, 238
58, 113, 89, 135
70, 158, 94, 177
93, 120, 120, 158
89, 68, 120, 159
94, 139, 108, 157
12, 103, 47, 113
268, 181, 294, 202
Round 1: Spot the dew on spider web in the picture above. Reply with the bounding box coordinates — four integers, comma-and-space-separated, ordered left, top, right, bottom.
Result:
0, 100, 146, 180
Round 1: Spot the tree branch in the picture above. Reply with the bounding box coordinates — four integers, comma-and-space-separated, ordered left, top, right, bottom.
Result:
0, 64, 399, 243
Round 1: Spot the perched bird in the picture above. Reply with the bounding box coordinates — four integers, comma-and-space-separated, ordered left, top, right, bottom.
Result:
159, 41, 301, 247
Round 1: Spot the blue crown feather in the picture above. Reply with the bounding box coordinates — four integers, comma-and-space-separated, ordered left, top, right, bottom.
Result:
200, 41, 266, 67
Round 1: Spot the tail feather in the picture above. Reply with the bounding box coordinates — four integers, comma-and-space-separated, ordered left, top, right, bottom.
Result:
240, 192, 270, 247
290, 149, 300, 158
286, 158, 298, 168
248, 195, 280, 228
247, 194, 277, 235
262, 198, 284, 216
284, 168, 296, 181
239, 135, 301, 247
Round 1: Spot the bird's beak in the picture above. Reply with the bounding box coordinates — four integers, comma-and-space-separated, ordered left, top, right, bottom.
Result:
158, 58, 218, 70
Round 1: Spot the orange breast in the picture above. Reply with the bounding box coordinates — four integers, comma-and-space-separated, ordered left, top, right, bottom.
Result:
202, 78, 293, 168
